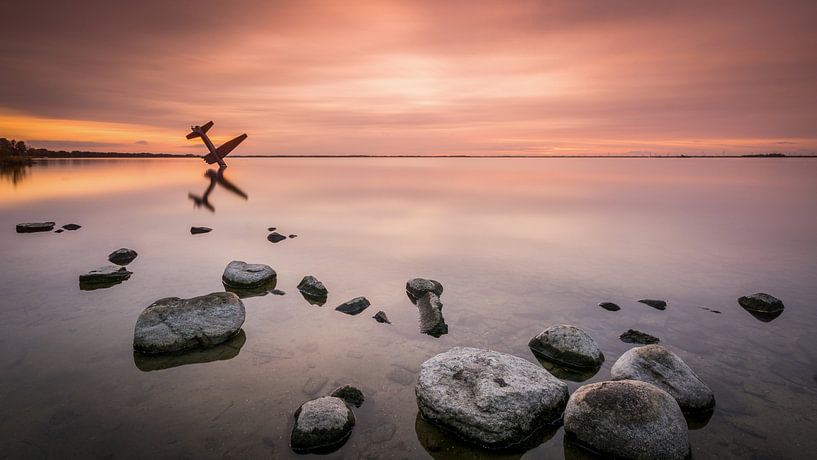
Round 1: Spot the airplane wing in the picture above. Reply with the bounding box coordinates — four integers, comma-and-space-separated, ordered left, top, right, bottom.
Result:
204, 133, 247, 163
186, 121, 214, 139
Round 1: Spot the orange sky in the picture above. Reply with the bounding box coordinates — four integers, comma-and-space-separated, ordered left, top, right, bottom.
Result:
1, 1, 816, 156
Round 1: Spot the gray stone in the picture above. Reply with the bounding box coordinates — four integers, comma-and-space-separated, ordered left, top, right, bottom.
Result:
417, 292, 447, 337
372, 310, 391, 324
290, 396, 355, 453
267, 232, 286, 243
79, 265, 132, 287
222, 261, 276, 288
335, 297, 370, 315
16, 222, 55, 233
611, 344, 715, 414
738, 293, 784, 313
297, 275, 328, 299
638, 299, 667, 310
190, 226, 212, 234
330, 384, 365, 407
416, 346, 568, 448
133, 292, 245, 354
599, 302, 620, 311
528, 325, 604, 369
62, 223, 81, 230
108, 248, 138, 265
406, 278, 443, 303
564, 380, 689, 460
620, 329, 659, 344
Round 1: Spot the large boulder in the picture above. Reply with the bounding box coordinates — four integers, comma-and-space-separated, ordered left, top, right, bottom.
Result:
528, 325, 604, 369
335, 297, 370, 315
16, 222, 55, 233
407, 278, 444, 303
108, 248, 138, 265
79, 265, 132, 289
221, 260, 276, 288
416, 347, 568, 448
133, 292, 245, 354
290, 396, 355, 453
297, 275, 328, 299
564, 380, 689, 460
611, 344, 715, 414
417, 292, 448, 337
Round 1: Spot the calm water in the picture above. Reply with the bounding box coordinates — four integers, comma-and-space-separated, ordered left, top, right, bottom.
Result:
1, 158, 816, 459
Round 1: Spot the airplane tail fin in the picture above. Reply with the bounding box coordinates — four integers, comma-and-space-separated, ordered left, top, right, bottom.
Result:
186, 121, 214, 139
204, 133, 247, 163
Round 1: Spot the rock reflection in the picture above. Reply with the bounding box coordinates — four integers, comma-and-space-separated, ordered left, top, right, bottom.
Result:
415, 412, 557, 460
741, 308, 783, 323
300, 292, 328, 306
563, 435, 604, 460
533, 355, 600, 382
684, 409, 714, 430
188, 165, 247, 212
223, 278, 278, 299
133, 329, 246, 371
417, 292, 448, 337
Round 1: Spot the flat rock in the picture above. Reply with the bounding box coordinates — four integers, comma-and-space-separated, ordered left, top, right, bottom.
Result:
738, 293, 784, 313
54, 229, 64, 233
62, 223, 81, 230
330, 385, 365, 407
270, 289, 285, 295
291, 396, 355, 453
267, 231, 286, 243
372, 310, 391, 324
222, 260, 276, 288
190, 226, 212, 234
599, 302, 620, 311
417, 292, 448, 337
638, 299, 667, 310
16, 222, 55, 233
564, 380, 689, 460
108, 248, 138, 265
416, 346, 568, 448
620, 329, 659, 344
289, 234, 298, 238
611, 344, 715, 414
133, 292, 245, 354
406, 278, 443, 303
79, 265, 132, 287
335, 297, 370, 315
297, 275, 328, 299
528, 324, 604, 369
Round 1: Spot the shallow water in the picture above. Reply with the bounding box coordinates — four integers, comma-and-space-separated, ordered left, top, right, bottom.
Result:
1, 158, 816, 459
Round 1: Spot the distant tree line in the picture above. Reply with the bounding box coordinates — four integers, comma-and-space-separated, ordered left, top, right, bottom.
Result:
0, 138, 34, 164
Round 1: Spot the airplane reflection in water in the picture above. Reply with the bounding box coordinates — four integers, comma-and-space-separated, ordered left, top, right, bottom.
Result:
188, 165, 248, 212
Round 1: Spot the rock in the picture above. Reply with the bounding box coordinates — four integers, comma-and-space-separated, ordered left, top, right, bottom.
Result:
620, 329, 659, 344
417, 292, 448, 337
222, 260, 276, 288
267, 232, 286, 243
62, 224, 81, 230
16, 222, 55, 233
190, 226, 212, 234
406, 278, 444, 303
372, 310, 391, 324
335, 297, 370, 315
79, 265, 132, 289
270, 289, 285, 295
611, 344, 715, 414
290, 396, 355, 453
297, 275, 328, 299
563, 380, 689, 460
268, 227, 276, 231
289, 234, 298, 238
415, 346, 569, 448
330, 385, 365, 407
599, 302, 620, 311
133, 292, 245, 354
738, 293, 784, 313
638, 299, 667, 310
108, 248, 138, 265
54, 229, 64, 233
528, 325, 604, 369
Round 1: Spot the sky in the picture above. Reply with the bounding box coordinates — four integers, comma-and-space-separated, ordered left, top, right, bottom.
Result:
1, 0, 816, 156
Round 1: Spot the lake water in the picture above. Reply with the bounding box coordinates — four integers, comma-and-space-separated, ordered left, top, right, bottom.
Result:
1, 158, 816, 459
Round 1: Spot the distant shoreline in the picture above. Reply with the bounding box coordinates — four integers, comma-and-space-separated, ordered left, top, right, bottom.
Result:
22, 153, 816, 159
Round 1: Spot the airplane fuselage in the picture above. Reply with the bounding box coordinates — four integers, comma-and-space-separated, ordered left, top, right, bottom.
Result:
192, 126, 226, 167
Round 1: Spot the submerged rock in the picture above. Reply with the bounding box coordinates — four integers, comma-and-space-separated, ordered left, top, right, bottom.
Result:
16, 222, 55, 233
528, 325, 604, 369
738, 293, 784, 314
407, 278, 444, 303
335, 297, 370, 315
331, 385, 365, 407
620, 329, 659, 344
54, 229, 64, 233
290, 396, 355, 453
638, 299, 667, 310
417, 292, 448, 337
62, 223, 81, 231
270, 289, 286, 295
289, 234, 298, 238
611, 344, 715, 414
133, 292, 245, 354
373, 310, 391, 324
108, 248, 138, 265
190, 226, 212, 234
416, 346, 568, 449
297, 275, 328, 299
599, 302, 620, 311
79, 265, 132, 289
267, 231, 286, 243
564, 380, 689, 460
222, 261, 276, 288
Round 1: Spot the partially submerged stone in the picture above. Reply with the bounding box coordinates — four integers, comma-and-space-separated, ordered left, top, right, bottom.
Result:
738, 293, 784, 322
638, 299, 667, 310
620, 329, 659, 344
564, 380, 689, 460
222, 260, 276, 288
16, 222, 55, 233
335, 297, 370, 315
599, 302, 620, 311
416, 347, 568, 449
108, 248, 138, 265
290, 396, 355, 453
611, 344, 715, 414
417, 292, 447, 337
373, 310, 391, 324
297, 275, 328, 299
267, 231, 286, 243
406, 278, 444, 303
190, 226, 212, 234
133, 292, 245, 354
330, 384, 365, 407
79, 265, 132, 289
62, 223, 81, 230
528, 325, 604, 369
